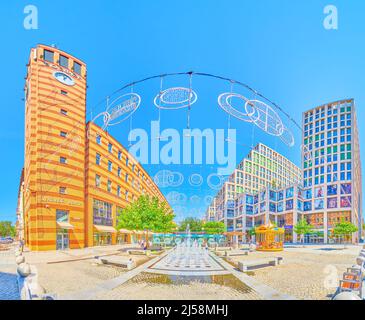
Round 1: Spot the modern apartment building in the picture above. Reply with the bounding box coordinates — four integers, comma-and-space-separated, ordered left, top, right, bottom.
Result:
205, 197, 217, 222
19, 44, 168, 251
208, 143, 302, 232
234, 184, 302, 243
302, 99, 362, 243
210, 99, 362, 245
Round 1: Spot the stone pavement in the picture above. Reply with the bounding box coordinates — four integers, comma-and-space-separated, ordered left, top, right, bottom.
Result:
60, 251, 170, 300
212, 251, 295, 300
0, 246, 20, 300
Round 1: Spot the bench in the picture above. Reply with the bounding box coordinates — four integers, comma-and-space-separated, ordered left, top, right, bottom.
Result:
339, 279, 362, 293
100, 256, 136, 270
337, 267, 364, 298
149, 246, 164, 251
225, 251, 249, 257
215, 247, 232, 252
238, 257, 283, 272
128, 249, 151, 256
215, 251, 225, 257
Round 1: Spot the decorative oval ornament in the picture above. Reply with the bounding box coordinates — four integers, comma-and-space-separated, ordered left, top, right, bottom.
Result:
106, 93, 141, 126
154, 87, 198, 109
245, 100, 284, 136
217, 92, 256, 122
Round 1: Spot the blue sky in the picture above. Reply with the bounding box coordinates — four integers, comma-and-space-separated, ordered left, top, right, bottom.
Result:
0, 0, 364, 223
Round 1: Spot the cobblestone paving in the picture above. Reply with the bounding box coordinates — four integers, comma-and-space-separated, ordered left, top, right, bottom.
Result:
0, 247, 20, 300
93, 272, 263, 300
228, 245, 362, 300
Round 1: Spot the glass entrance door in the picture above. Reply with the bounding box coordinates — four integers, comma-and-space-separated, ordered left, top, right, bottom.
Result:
56, 230, 69, 250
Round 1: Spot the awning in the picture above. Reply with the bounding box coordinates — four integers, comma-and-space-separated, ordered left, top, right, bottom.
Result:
224, 231, 245, 236
57, 221, 74, 230
94, 225, 117, 233
133, 230, 144, 235
118, 229, 133, 234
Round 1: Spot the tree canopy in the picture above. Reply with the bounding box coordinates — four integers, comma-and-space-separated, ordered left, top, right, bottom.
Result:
0, 221, 16, 237
294, 218, 314, 237
333, 219, 358, 238
178, 217, 203, 232
203, 221, 226, 234
116, 195, 175, 233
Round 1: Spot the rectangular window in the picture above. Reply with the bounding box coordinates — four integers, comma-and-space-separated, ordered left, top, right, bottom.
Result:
59, 187, 67, 194
60, 131, 67, 138
59, 55, 69, 68
117, 185, 121, 197
108, 161, 112, 172
56, 209, 69, 222
118, 151, 122, 160
96, 153, 101, 165
95, 174, 101, 187
44, 49, 54, 62
108, 143, 113, 153
107, 180, 112, 192
60, 109, 68, 116
60, 157, 67, 164
117, 167, 121, 177
96, 134, 101, 145
125, 173, 129, 182
93, 199, 112, 226
61, 90, 68, 95
73, 61, 81, 75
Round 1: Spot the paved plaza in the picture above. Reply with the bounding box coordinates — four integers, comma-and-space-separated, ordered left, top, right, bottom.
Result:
0, 245, 20, 300
0, 243, 361, 300
227, 244, 362, 300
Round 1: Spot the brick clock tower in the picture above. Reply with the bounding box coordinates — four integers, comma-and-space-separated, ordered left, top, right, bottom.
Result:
23, 45, 87, 251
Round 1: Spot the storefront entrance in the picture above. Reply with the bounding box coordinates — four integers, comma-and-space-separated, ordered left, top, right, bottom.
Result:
93, 233, 112, 246
284, 229, 293, 243
117, 234, 129, 244
56, 230, 69, 250
304, 233, 324, 244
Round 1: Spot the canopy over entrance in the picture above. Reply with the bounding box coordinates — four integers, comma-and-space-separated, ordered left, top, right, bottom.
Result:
94, 225, 117, 233
56, 221, 74, 230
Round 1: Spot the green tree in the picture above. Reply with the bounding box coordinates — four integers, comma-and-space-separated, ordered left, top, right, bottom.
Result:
248, 228, 256, 236
0, 221, 16, 237
203, 221, 226, 235
178, 217, 203, 232
333, 219, 358, 248
116, 195, 175, 247
294, 218, 314, 245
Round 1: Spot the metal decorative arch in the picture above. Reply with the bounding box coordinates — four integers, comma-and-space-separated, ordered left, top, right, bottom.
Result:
88, 71, 302, 148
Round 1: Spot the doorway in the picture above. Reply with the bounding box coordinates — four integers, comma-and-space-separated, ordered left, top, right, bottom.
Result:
56, 230, 69, 250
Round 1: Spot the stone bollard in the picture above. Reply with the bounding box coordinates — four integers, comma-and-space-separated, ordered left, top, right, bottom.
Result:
356, 256, 365, 265
29, 284, 47, 300
17, 263, 31, 277
15, 255, 25, 265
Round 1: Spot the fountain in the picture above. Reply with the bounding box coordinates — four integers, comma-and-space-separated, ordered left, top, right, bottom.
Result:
148, 224, 227, 276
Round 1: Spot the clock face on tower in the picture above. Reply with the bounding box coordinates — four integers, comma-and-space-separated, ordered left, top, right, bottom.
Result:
53, 71, 75, 86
